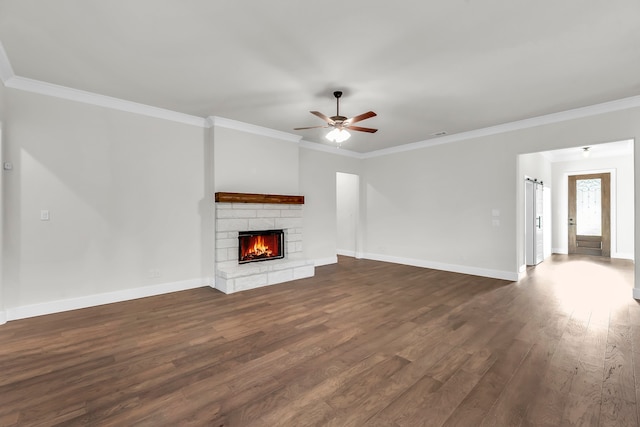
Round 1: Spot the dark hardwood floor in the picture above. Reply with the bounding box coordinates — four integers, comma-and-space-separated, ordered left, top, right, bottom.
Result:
0, 254, 638, 426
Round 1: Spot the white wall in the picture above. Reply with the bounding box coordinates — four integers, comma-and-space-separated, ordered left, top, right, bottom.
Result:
299, 148, 362, 264
2, 82, 640, 319
363, 108, 640, 284
202, 126, 215, 281
2, 88, 207, 314
213, 126, 299, 194
519, 152, 552, 184
636, 137, 640, 299
336, 172, 359, 256
364, 138, 518, 280
551, 153, 634, 259
0, 81, 5, 323
0, 78, 5, 117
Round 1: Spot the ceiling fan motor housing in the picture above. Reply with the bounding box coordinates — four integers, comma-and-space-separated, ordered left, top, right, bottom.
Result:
293, 90, 377, 134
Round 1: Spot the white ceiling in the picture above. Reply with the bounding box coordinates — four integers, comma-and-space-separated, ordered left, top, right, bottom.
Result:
1, 0, 639, 153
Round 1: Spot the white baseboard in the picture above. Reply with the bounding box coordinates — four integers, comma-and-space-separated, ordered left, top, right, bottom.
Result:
552, 248, 634, 261
613, 252, 635, 261
517, 265, 527, 281
336, 250, 368, 259
314, 256, 338, 267
0, 311, 6, 325
336, 249, 356, 257
634, 288, 640, 300
5, 278, 208, 322
361, 252, 519, 282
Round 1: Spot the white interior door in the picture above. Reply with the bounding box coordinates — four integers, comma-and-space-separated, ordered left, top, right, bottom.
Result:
535, 183, 544, 264
525, 179, 544, 266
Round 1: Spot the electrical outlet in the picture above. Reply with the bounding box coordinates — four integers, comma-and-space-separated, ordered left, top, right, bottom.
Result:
148, 269, 161, 278
40, 210, 50, 221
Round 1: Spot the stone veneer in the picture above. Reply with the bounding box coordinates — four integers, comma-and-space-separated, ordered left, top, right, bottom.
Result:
214, 202, 315, 293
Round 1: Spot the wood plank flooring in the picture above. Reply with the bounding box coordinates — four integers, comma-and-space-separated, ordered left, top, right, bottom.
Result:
0, 254, 637, 426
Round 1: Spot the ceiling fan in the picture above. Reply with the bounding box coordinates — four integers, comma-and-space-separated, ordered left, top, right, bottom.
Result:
294, 91, 377, 142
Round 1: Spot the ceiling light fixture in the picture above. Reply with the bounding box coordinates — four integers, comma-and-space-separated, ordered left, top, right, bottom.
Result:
326, 128, 351, 143
295, 91, 376, 145
582, 147, 590, 158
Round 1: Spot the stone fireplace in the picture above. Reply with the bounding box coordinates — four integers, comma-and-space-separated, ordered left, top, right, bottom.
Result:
214, 192, 315, 293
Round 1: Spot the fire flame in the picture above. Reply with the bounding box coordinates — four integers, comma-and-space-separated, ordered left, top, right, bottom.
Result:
246, 235, 273, 257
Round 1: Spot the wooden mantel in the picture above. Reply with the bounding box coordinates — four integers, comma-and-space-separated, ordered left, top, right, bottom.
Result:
214, 192, 304, 205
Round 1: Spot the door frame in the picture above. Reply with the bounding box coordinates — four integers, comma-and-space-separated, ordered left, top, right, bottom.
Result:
565, 169, 617, 258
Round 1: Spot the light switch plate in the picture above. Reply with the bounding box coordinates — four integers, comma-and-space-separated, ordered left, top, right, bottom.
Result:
40, 210, 50, 221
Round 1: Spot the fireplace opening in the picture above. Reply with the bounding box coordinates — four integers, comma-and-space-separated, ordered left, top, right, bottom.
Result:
238, 229, 285, 264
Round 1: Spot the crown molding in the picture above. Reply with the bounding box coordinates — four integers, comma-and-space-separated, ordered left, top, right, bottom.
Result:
4, 75, 207, 127
362, 95, 640, 159
0, 41, 15, 83
1, 35, 639, 156
361, 138, 451, 159
207, 116, 302, 143
298, 139, 364, 159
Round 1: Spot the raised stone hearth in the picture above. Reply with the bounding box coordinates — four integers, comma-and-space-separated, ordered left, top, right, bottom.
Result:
214, 193, 315, 294
216, 257, 315, 294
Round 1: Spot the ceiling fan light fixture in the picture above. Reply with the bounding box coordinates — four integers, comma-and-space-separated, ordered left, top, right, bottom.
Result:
326, 128, 350, 143
294, 91, 377, 143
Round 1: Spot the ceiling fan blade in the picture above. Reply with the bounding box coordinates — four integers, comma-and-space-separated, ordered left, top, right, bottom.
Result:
293, 125, 329, 130
348, 125, 378, 133
310, 111, 334, 125
346, 111, 376, 125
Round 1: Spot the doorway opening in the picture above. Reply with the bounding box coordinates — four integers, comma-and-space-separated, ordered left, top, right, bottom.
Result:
517, 139, 633, 279
336, 172, 360, 258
